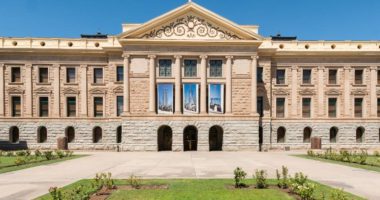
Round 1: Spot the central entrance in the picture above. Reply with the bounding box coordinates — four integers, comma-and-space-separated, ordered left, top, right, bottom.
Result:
184, 126, 198, 151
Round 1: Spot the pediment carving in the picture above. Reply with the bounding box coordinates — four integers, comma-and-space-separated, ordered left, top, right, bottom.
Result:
113, 86, 124, 94
325, 89, 342, 95
299, 88, 316, 95
350, 89, 368, 96
7, 87, 24, 94
63, 87, 79, 94
90, 88, 107, 94
273, 89, 290, 96
34, 87, 51, 94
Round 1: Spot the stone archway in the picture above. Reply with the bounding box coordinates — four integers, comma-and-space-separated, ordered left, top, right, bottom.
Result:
184, 126, 198, 151
158, 125, 173, 151
209, 125, 223, 151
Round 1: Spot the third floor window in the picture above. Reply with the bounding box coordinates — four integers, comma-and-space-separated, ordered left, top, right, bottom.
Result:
378, 70, 380, 85
93, 68, 103, 84
328, 69, 338, 85
116, 66, 124, 82
302, 69, 312, 84
276, 69, 286, 85
11, 67, 21, 83
257, 67, 263, 83
184, 60, 197, 77
39, 67, 49, 83
159, 59, 172, 77
210, 60, 223, 77
66, 68, 76, 83
354, 69, 363, 85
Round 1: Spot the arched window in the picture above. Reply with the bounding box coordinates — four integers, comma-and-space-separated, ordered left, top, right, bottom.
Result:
277, 127, 286, 143
158, 125, 172, 151
93, 126, 102, 143
37, 126, 47, 143
9, 126, 19, 143
303, 127, 312, 143
184, 126, 198, 151
330, 127, 338, 143
356, 127, 365, 143
116, 126, 122, 143
65, 126, 75, 143
209, 125, 223, 151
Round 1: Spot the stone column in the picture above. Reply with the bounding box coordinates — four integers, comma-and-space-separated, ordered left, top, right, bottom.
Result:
251, 56, 258, 115
343, 66, 351, 117
0, 64, 4, 117
25, 64, 33, 117
226, 56, 233, 114
52, 64, 60, 117
174, 55, 182, 114
317, 66, 325, 117
200, 55, 208, 114
122, 54, 130, 115
80, 65, 88, 117
370, 66, 378, 117
148, 55, 156, 114
291, 66, 298, 117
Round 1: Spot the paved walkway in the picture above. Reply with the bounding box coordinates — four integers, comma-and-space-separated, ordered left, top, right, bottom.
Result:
0, 151, 379, 199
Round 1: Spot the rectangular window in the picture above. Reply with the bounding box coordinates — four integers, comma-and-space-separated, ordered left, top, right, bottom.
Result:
67, 97, 76, 117
93, 68, 103, 84
378, 70, 380, 85
66, 68, 76, 83
257, 96, 264, 117
116, 96, 123, 117
276, 69, 286, 84
302, 69, 312, 84
184, 60, 197, 77
210, 60, 223, 77
354, 98, 363, 118
355, 69, 363, 85
276, 98, 285, 118
39, 97, 49, 117
328, 69, 338, 85
116, 66, 124, 82
302, 98, 311, 118
328, 98, 337, 118
159, 59, 172, 77
94, 97, 103, 117
11, 67, 21, 83
39, 67, 49, 83
257, 67, 263, 83
11, 96, 21, 117
378, 98, 380, 117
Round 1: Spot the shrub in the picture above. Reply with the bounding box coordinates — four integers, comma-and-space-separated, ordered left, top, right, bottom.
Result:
16, 151, 26, 157
276, 166, 289, 189
0, 150, 3, 156
94, 172, 114, 190
64, 151, 73, 157
55, 150, 65, 159
14, 157, 27, 166
292, 172, 308, 186
233, 167, 247, 188
296, 182, 315, 200
374, 150, 380, 157
43, 151, 54, 160
6, 151, 14, 157
253, 169, 267, 189
49, 187, 63, 200
307, 150, 314, 157
34, 149, 42, 157
128, 174, 142, 189
330, 188, 349, 200
354, 150, 368, 165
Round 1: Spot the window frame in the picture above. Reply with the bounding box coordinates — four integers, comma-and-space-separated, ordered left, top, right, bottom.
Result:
276, 69, 286, 85
257, 66, 264, 83
328, 69, 338, 85
11, 66, 21, 83
184, 59, 198, 78
38, 67, 49, 83
116, 66, 124, 82
93, 67, 104, 84
302, 97, 311, 118
328, 97, 338, 118
65, 67, 77, 84
158, 59, 172, 77
276, 97, 286, 118
116, 95, 124, 117
302, 69, 312, 85
11, 95, 21, 117
354, 97, 363, 118
209, 60, 223, 78
38, 96, 49, 117
93, 96, 104, 117
66, 96, 77, 117
354, 69, 364, 85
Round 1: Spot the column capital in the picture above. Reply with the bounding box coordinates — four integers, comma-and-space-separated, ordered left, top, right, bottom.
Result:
370, 66, 378, 71
343, 66, 352, 71
52, 64, 60, 68
317, 66, 325, 71
174, 55, 182, 59
80, 64, 87, 69
200, 55, 208, 59
225, 55, 234, 60
0, 63, 4, 68
291, 66, 298, 71
25, 63, 32, 68
251, 55, 259, 60
122, 53, 130, 58
148, 55, 156, 59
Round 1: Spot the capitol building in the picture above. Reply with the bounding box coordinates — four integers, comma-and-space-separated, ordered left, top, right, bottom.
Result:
0, 2, 379, 151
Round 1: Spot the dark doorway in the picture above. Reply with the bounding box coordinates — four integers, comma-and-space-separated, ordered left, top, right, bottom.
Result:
158, 125, 172, 151
184, 126, 198, 151
93, 126, 102, 143
9, 126, 19, 143
37, 126, 47, 143
209, 126, 223, 151
65, 126, 75, 143
116, 126, 122, 143
259, 126, 263, 151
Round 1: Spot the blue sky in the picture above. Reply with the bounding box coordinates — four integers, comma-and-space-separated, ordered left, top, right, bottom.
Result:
0, 0, 379, 40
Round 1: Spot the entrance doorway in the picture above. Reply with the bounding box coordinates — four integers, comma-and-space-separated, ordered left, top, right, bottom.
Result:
184, 126, 198, 151
209, 126, 223, 151
158, 125, 172, 151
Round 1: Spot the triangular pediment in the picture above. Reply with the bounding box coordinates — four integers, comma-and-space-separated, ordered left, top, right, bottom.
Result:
119, 2, 262, 41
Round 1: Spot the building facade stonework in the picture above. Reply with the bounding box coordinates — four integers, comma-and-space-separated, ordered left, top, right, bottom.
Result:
0, 2, 379, 151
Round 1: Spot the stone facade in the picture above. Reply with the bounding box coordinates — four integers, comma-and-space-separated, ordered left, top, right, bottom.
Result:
0, 2, 379, 151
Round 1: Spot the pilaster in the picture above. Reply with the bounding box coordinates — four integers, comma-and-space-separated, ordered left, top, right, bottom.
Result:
0, 64, 4, 117
80, 64, 88, 117
370, 66, 378, 117
122, 53, 130, 115
174, 55, 182, 114
225, 56, 233, 114
148, 55, 156, 114
200, 55, 208, 114
317, 66, 325, 117
251, 55, 258, 115
291, 66, 298, 117
25, 64, 33, 117
343, 66, 352, 117
52, 64, 60, 117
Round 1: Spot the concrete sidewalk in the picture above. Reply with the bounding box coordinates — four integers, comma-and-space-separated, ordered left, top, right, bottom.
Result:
0, 151, 378, 199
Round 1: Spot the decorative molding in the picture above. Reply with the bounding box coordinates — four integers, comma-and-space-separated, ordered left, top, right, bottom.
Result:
350, 89, 368, 96
370, 66, 378, 71
199, 55, 208, 59
325, 89, 342, 95
148, 55, 156, 59
299, 88, 316, 95
63, 87, 79, 95
34, 87, 52, 94
251, 55, 259, 60
7, 87, 24, 94
273, 89, 290, 96
225, 56, 234, 59
122, 53, 130, 58
89, 88, 107, 94
141, 15, 242, 40
113, 86, 124, 94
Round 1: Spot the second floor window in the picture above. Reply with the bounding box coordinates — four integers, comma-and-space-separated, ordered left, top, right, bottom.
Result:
328, 98, 337, 118
11, 67, 21, 83
39, 67, 49, 83
117, 96, 123, 117
328, 69, 338, 85
116, 66, 124, 82
257, 96, 264, 117
94, 97, 103, 117
12, 96, 21, 117
210, 60, 223, 77
257, 67, 263, 83
355, 69, 363, 85
66, 68, 76, 83
302, 98, 311, 118
184, 60, 197, 77
378, 98, 380, 117
159, 59, 172, 77
39, 97, 49, 117
276, 98, 285, 118
67, 97, 76, 117
378, 70, 380, 85
354, 98, 363, 118
276, 69, 286, 84
302, 69, 312, 84
93, 68, 103, 84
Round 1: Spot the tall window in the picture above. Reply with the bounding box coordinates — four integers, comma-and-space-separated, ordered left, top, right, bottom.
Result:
184, 60, 197, 77
378, 98, 380, 117
39, 67, 49, 83
66, 68, 76, 83
12, 96, 21, 117
328, 69, 338, 84
94, 97, 103, 117
378, 70, 380, 85
354, 98, 363, 117
39, 97, 49, 117
328, 98, 337, 118
257, 67, 263, 83
67, 97, 76, 117
276, 98, 285, 118
93, 68, 103, 84
257, 96, 264, 117
116, 96, 123, 117
159, 59, 172, 77
11, 67, 21, 83
302, 98, 311, 118
210, 60, 223, 77
354, 69, 363, 84
302, 69, 312, 84
116, 66, 124, 82
276, 69, 286, 84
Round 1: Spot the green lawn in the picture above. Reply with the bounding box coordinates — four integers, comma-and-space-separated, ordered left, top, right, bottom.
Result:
0, 155, 84, 174
37, 179, 364, 200
295, 154, 380, 173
